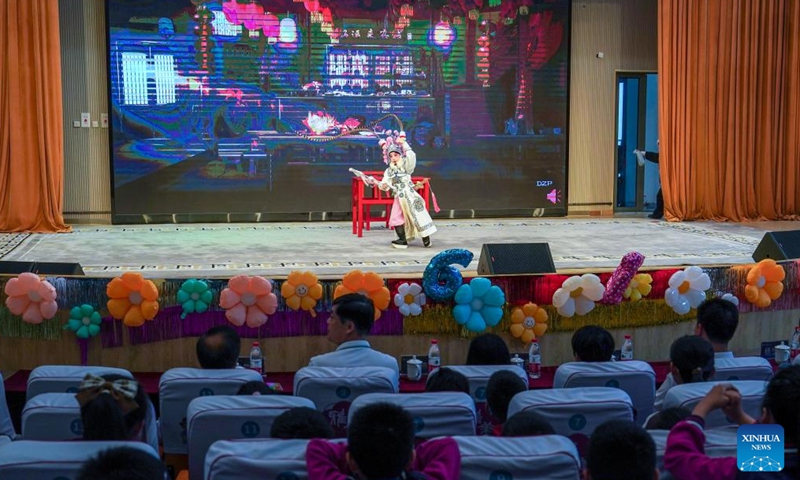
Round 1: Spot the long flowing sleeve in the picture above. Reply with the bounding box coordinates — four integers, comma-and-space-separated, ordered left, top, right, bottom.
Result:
403, 148, 417, 174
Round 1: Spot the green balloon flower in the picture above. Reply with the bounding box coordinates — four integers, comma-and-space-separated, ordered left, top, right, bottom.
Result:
177, 279, 212, 319
66, 304, 102, 339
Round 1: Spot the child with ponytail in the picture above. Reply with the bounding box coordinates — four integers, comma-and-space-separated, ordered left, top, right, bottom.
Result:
76, 373, 148, 442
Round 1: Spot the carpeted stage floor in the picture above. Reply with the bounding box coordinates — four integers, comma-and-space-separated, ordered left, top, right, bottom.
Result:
1, 218, 797, 278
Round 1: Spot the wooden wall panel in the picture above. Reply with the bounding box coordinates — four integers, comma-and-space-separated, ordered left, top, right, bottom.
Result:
59, 0, 112, 223
2, 310, 796, 374
568, 0, 658, 215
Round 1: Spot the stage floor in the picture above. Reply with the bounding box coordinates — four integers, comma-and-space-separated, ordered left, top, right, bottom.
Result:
1, 218, 797, 278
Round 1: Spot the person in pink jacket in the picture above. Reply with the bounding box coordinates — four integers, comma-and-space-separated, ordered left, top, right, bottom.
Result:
664, 365, 800, 480
306, 402, 460, 480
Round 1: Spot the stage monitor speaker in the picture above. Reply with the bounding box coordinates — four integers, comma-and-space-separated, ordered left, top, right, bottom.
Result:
0, 261, 35, 274
753, 230, 800, 262
477, 243, 556, 275
31, 262, 85, 276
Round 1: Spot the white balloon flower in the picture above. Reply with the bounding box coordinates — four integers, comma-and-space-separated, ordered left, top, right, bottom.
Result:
664, 266, 710, 315
394, 282, 426, 316
552, 274, 605, 317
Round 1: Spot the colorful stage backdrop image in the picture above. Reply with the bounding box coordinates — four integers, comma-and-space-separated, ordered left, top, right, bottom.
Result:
106, 0, 569, 220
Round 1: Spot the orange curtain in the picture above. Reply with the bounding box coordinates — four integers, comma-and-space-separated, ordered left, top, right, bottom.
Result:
659, 0, 800, 221
0, 0, 70, 232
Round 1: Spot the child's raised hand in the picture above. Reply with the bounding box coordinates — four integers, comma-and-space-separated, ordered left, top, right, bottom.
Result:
721, 386, 755, 425
692, 383, 732, 418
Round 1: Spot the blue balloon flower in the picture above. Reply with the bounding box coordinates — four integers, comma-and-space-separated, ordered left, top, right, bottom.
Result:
452, 277, 506, 332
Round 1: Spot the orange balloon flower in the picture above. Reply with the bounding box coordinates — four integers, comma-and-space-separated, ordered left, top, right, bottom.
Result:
333, 270, 390, 320
510, 302, 548, 344
281, 271, 323, 317
220, 275, 278, 328
744, 259, 785, 308
3, 272, 58, 324
106, 273, 159, 327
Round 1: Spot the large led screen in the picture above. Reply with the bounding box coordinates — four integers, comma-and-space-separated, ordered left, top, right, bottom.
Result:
107, 0, 569, 220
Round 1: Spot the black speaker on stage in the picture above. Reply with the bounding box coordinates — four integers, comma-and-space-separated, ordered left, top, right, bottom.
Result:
477, 243, 556, 275
753, 230, 800, 261
0, 261, 35, 274
0, 261, 84, 276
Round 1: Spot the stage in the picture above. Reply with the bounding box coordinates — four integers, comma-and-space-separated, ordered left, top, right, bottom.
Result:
1, 217, 795, 278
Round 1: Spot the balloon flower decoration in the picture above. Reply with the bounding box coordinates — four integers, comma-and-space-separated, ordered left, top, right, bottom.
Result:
334, 270, 390, 321
510, 303, 548, 343
65, 305, 102, 339
453, 277, 505, 332
423, 249, 474, 303
281, 271, 323, 317
552, 274, 605, 317
220, 275, 278, 328
664, 266, 710, 315
107, 273, 159, 327
744, 259, 784, 308
177, 279, 212, 319
624, 274, 653, 302
3, 272, 58, 324
601, 252, 645, 304
394, 282, 426, 317
720, 292, 740, 307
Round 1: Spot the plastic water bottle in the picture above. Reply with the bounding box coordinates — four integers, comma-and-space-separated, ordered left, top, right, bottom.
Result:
621, 335, 634, 360
249, 341, 263, 375
790, 326, 800, 362
528, 339, 541, 379
428, 339, 441, 373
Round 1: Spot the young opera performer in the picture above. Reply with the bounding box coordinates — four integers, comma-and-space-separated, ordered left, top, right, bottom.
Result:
377, 134, 436, 249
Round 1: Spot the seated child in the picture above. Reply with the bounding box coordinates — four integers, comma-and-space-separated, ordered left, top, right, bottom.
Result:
76, 373, 148, 442
586, 420, 658, 480
306, 402, 460, 480
425, 367, 470, 395
663, 365, 800, 480
271, 407, 334, 440
655, 335, 715, 410
486, 370, 527, 435
502, 411, 556, 437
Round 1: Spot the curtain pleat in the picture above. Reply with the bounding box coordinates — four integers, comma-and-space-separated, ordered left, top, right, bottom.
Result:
0, 0, 70, 233
659, 0, 800, 221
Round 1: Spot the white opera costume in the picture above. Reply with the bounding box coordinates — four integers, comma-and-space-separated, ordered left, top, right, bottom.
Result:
378, 145, 437, 241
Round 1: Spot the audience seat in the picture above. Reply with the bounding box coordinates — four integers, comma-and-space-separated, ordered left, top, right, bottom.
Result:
187, 395, 315, 480
349, 392, 477, 438
432, 365, 528, 435
21, 391, 160, 452
554, 361, 656, 426
507, 387, 633, 456
26, 365, 133, 402
159, 367, 263, 454
23, 365, 159, 450
452, 435, 581, 480
293, 366, 398, 437
0, 440, 159, 480
0, 371, 14, 438
204, 438, 312, 480
713, 356, 774, 382
662, 380, 766, 428
649, 426, 738, 480
21, 392, 83, 440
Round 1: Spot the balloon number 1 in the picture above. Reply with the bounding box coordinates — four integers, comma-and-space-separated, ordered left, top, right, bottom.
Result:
423, 249, 475, 303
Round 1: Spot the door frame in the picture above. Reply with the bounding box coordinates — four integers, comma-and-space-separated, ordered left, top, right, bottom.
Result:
613, 71, 652, 213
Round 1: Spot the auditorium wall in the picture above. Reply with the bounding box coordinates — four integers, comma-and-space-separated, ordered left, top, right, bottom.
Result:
57, 0, 658, 223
